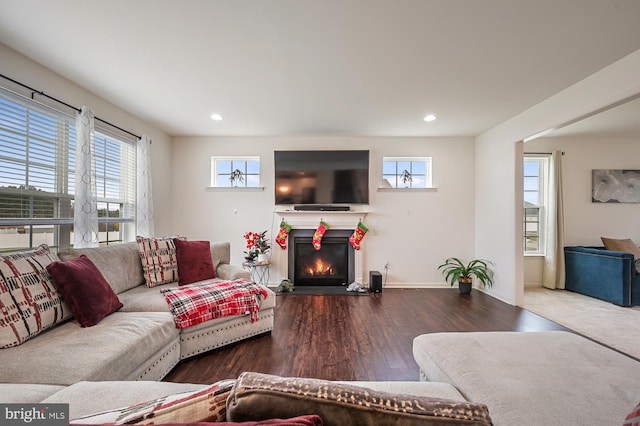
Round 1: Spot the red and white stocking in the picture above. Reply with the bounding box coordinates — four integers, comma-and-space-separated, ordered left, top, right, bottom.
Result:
349, 221, 368, 250
312, 220, 329, 250
275, 219, 292, 250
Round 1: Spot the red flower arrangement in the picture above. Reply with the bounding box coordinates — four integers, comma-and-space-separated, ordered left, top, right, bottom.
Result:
243, 230, 270, 261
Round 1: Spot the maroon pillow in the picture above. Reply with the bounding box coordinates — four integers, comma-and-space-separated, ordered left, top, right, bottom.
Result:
46, 255, 123, 327
174, 239, 216, 285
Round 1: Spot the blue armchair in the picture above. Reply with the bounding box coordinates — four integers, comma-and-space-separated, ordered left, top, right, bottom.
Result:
564, 246, 640, 306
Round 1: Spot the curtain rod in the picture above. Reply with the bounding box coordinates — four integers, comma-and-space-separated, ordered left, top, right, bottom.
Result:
525, 151, 565, 155
0, 73, 141, 140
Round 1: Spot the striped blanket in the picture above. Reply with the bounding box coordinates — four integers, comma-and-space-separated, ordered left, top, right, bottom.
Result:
160, 279, 268, 329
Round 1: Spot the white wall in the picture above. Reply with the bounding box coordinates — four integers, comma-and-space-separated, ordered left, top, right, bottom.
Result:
170, 136, 475, 287
524, 256, 544, 287
474, 137, 523, 303
0, 44, 174, 236
476, 48, 640, 305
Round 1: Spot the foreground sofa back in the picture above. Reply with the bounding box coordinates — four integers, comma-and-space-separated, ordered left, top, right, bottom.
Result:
0, 241, 275, 386
564, 245, 640, 306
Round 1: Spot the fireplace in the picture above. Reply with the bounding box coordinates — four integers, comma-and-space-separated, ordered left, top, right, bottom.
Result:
288, 229, 355, 286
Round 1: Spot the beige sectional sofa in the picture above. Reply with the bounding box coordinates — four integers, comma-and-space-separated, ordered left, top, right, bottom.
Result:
9, 330, 640, 425
5, 242, 639, 424
0, 241, 276, 388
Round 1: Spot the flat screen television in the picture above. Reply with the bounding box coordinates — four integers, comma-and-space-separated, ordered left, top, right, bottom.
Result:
274, 150, 369, 205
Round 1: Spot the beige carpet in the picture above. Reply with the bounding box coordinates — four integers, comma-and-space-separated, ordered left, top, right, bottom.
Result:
524, 287, 640, 360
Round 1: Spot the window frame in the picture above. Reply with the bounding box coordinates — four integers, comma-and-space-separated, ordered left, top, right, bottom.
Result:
0, 90, 136, 253
92, 129, 136, 246
382, 156, 433, 189
210, 156, 261, 188
523, 155, 549, 256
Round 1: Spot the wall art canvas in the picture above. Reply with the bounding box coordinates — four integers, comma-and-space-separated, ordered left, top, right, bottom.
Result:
592, 169, 640, 203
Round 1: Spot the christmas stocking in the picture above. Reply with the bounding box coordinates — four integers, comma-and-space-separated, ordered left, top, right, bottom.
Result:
349, 221, 369, 250
275, 220, 292, 250
312, 220, 329, 250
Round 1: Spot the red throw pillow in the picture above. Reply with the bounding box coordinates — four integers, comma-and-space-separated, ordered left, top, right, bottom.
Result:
47, 255, 123, 327
174, 239, 216, 285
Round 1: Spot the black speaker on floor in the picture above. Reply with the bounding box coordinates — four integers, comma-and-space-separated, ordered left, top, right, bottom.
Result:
370, 271, 382, 293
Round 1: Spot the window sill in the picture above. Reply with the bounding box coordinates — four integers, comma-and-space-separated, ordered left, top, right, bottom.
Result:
376, 187, 438, 192
205, 186, 265, 192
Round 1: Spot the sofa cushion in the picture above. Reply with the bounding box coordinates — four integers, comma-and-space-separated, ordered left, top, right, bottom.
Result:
0, 311, 179, 385
0, 383, 66, 403
117, 282, 275, 315
226, 372, 493, 425
69, 379, 236, 424
117, 282, 179, 312
58, 243, 145, 294
174, 239, 216, 285
0, 244, 71, 348
47, 255, 123, 327
601, 237, 640, 258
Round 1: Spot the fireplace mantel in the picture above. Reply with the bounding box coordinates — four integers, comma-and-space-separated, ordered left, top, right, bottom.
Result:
273, 208, 368, 285
275, 208, 369, 229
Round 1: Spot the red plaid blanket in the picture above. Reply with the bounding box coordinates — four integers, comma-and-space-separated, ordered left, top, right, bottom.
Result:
160, 279, 268, 329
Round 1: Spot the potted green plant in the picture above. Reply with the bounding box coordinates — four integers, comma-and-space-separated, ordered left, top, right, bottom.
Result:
437, 257, 494, 294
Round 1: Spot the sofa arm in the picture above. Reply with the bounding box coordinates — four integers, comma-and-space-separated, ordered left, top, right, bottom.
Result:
216, 264, 250, 280
564, 246, 634, 306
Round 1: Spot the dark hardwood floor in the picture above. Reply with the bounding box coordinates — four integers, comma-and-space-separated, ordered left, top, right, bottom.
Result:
163, 288, 568, 384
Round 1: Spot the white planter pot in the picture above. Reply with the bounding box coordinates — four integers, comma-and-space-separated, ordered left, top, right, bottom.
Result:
257, 254, 267, 263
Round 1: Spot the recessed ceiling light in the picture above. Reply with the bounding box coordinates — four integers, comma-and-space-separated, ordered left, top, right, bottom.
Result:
423, 114, 437, 122
210, 113, 223, 121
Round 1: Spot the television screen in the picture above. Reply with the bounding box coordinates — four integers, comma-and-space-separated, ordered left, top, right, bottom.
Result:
274, 150, 369, 205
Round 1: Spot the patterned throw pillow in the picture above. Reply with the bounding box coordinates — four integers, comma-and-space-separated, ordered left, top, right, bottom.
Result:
136, 236, 186, 287
0, 244, 71, 348
70, 379, 236, 424
227, 372, 494, 425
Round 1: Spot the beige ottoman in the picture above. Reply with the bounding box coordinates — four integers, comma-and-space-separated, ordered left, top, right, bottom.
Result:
413, 331, 640, 426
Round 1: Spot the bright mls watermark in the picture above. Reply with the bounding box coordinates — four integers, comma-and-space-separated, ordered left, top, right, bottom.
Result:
1, 404, 68, 426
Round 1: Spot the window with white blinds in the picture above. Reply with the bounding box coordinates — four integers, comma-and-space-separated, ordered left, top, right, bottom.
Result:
0, 90, 136, 253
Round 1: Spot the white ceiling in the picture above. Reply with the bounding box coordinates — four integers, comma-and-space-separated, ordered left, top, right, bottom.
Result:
1, 0, 640, 138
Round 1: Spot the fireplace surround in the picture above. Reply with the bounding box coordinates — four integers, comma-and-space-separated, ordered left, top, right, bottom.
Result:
288, 229, 355, 286
273, 210, 368, 286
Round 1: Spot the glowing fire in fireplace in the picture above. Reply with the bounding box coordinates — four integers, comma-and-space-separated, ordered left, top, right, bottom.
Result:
306, 258, 336, 276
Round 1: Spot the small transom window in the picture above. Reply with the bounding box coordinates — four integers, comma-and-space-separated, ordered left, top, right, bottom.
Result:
382, 157, 432, 188
211, 156, 260, 187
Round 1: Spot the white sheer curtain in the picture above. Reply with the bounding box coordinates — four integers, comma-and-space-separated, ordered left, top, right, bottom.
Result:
74, 106, 99, 248
136, 135, 154, 237
542, 150, 565, 289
